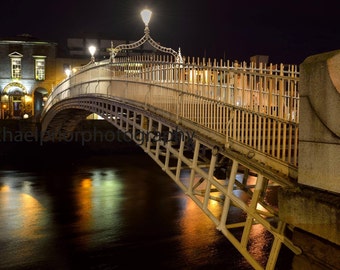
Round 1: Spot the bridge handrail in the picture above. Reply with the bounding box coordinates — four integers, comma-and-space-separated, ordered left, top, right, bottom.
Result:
42, 56, 299, 169
49, 55, 299, 122
119, 55, 299, 122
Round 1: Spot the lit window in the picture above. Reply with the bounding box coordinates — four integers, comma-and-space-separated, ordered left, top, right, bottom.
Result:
11, 58, 21, 79
35, 58, 45, 80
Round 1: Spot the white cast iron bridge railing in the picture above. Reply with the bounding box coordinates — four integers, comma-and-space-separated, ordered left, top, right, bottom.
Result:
44, 55, 299, 176
41, 55, 300, 270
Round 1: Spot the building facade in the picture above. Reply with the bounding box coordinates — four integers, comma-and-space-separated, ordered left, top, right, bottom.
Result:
0, 34, 90, 120
0, 34, 160, 121
0, 35, 58, 120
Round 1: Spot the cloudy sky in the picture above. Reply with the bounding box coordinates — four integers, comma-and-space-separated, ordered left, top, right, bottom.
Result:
1, 0, 339, 64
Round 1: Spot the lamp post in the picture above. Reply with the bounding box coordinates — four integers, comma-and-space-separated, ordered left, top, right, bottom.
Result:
64, 68, 71, 77
109, 8, 182, 63
88, 45, 96, 63
2, 104, 7, 119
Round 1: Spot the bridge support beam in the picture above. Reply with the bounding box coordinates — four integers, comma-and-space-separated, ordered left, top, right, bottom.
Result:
279, 50, 340, 269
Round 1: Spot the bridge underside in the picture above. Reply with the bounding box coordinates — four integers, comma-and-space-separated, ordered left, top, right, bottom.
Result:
40, 96, 301, 270
40, 108, 91, 142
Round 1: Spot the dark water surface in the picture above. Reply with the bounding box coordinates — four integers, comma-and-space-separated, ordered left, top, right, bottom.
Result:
0, 149, 293, 269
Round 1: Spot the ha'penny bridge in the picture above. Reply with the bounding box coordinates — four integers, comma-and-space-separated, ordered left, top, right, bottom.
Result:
40, 9, 340, 270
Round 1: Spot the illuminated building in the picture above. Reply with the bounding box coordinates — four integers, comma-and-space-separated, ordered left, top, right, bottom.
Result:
0, 34, 57, 119
0, 34, 89, 120
0, 33, 160, 121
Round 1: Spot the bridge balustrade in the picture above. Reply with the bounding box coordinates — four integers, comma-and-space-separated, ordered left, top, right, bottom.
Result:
43, 55, 299, 169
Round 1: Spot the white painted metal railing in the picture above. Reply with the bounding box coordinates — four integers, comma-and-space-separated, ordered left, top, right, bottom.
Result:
43, 55, 299, 168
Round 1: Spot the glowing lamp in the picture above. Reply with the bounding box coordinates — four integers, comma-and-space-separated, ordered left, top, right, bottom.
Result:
88, 45, 96, 62
88, 45, 96, 57
65, 68, 71, 77
140, 9, 152, 26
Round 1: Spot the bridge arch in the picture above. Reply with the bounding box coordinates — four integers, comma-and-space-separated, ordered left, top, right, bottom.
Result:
40, 57, 302, 270
41, 94, 297, 188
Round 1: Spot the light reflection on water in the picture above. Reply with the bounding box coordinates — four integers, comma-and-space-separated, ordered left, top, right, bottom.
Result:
0, 153, 292, 269
177, 167, 287, 269
73, 170, 125, 248
0, 175, 50, 268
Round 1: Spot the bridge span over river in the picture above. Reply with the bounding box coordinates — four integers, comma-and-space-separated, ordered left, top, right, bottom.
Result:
40, 10, 340, 269
40, 50, 340, 269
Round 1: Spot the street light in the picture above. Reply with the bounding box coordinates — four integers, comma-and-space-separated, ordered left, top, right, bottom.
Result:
64, 68, 71, 77
109, 8, 182, 63
140, 9, 152, 26
88, 45, 96, 62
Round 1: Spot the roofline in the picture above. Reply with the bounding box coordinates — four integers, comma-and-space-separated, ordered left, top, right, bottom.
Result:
0, 40, 57, 46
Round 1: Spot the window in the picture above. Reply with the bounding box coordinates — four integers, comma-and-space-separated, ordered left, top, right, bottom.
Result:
11, 58, 21, 79
9, 52, 23, 79
35, 58, 45, 80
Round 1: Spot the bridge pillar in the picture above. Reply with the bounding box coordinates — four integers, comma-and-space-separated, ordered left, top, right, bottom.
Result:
279, 50, 340, 269
299, 49, 340, 193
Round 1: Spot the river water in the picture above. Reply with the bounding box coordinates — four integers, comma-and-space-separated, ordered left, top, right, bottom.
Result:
0, 146, 293, 270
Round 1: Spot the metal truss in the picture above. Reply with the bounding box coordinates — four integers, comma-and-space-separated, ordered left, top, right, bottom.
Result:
44, 96, 301, 270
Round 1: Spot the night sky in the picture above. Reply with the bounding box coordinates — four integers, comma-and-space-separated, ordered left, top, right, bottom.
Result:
1, 0, 340, 65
